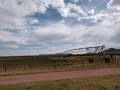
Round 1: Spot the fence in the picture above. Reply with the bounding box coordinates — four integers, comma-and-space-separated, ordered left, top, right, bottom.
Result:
0, 57, 119, 73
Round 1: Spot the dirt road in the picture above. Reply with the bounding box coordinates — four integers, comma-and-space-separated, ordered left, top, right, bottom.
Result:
0, 67, 120, 85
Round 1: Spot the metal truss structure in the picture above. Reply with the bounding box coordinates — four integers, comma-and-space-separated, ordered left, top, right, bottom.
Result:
62, 45, 105, 55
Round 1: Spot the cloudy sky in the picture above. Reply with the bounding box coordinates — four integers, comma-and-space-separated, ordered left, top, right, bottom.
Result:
0, 0, 120, 56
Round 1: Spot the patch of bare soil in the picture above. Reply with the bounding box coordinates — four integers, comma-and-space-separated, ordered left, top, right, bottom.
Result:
0, 67, 120, 85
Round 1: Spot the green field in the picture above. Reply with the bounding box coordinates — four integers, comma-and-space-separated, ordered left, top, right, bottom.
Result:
0, 54, 119, 76
0, 75, 120, 90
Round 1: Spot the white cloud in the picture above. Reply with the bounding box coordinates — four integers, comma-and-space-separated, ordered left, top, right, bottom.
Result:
0, 0, 120, 56
88, 9, 95, 14
54, 2, 85, 18
32, 23, 72, 42
29, 13, 120, 49
107, 0, 120, 11
0, 0, 65, 30
58, 6, 70, 17
89, 0, 92, 2
108, 0, 120, 6
0, 30, 29, 48
1, 10, 120, 50
0, 0, 85, 31
73, 0, 79, 3
0, 0, 38, 30
90, 12, 113, 23
29, 19, 39, 24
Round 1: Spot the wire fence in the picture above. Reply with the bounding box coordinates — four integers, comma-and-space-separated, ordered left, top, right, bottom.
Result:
0, 56, 119, 73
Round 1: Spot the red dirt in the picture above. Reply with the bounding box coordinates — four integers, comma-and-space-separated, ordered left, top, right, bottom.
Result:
0, 67, 120, 85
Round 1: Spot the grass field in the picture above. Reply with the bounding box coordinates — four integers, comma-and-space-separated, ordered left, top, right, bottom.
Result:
0, 54, 120, 76
0, 75, 120, 90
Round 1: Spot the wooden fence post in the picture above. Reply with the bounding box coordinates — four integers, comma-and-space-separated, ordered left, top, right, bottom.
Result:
54, 60, 57, 69
82, 60, 84, 68
4, 64, 7, 72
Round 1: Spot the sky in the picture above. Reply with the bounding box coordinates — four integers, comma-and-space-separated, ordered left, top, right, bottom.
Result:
0, 0, 120, 56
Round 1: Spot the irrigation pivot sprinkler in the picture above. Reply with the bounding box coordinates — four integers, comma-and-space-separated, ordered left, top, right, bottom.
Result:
62, 45, 105, 55
61, 45, 109, 66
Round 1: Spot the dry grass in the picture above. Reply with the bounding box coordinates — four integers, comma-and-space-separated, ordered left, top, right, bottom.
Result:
0, 75, 120, 90
0, 55, 120, 76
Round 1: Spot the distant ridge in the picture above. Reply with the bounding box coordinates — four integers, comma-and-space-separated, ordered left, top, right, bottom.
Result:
38, 53, 63, 56
104, 48, 120, 53
38, 48, 120, 56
